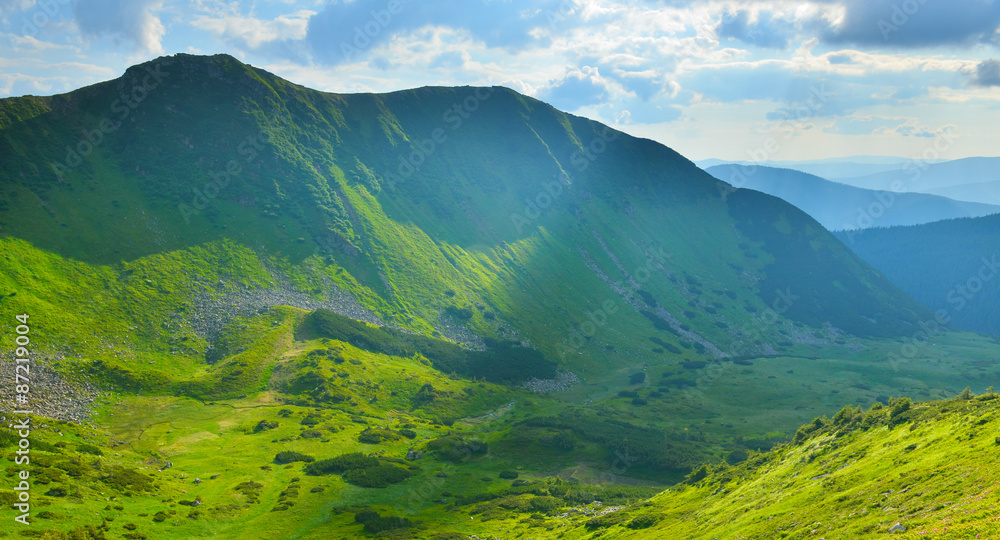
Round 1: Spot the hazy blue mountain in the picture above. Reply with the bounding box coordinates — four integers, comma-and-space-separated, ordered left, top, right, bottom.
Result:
696, 156, 943, 180
924, 179, 1000, 205
705, 164, 1000, 230
832, 157, 1000, 197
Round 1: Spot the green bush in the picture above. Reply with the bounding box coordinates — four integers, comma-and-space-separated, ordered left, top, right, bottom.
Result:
354, 509, 379, 523
101, 466, 155, 492
305, 453, 379, 475
627, 515, 659, 529
363, 515, 413, 533
274, 451, 315, 465
77, 444, 103, 456
426, 435, 488, 462
357, 428, 402, 444
342, 465, 414, 488
498, 470, 519, 479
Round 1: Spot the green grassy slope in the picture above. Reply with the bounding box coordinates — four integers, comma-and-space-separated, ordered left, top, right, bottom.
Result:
549, 389, 1000, 540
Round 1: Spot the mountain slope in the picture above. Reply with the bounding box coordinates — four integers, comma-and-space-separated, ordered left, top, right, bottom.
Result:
542, 390, 1000, 539
706, 164, 999, 230
835, 214, 1000, 338
0, 53, 934, 358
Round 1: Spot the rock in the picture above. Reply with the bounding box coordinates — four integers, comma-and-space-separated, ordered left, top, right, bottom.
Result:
888, 523, 906, 533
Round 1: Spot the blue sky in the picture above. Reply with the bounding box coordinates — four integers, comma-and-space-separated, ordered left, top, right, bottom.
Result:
1, 0, 998, 160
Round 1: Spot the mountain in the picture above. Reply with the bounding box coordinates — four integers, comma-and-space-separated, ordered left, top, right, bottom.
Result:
835, 213, 1000, 338
1, 53, 998, 538
696, 156, 933, 179
832, 157, 1000, 202
704, 164, 1000, 230
925, 179, 1000, 206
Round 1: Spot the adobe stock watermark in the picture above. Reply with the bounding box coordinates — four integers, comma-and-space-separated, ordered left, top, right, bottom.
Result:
878, 0, 931, 41
717, 83, 832, 201
340, 0, 409, 63
383, 87, 497, 191
9, 313, 33, 526
14, 0, 71, 44
50, 63, 169, 182
178, 130, 270, 224
509, 127, 618, 234
888, 254, 999, 372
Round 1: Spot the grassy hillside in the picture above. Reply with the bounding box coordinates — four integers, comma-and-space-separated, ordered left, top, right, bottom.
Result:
548, 389, 1000, 539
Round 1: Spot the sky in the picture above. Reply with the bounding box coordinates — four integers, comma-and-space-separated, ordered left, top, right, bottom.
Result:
0, 0, 998, 161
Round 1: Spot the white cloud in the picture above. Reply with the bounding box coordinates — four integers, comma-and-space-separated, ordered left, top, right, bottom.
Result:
192, 9, 314, 50
73, 0, 166, 54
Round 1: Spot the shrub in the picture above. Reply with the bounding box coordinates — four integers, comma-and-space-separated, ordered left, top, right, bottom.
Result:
305, 453, 379, 475
354, 509, 379, 523
363, 515, 413, 533
685, 464, 709, 484
357, 428, 402, 444
629, 372, 646, 385
274, 451, 315, 465
426, 435, 488, 462
101, 466, 155, 492
253, 420, 278, 433
398, 429, 417, 439
300, 414, 323, 426
890, 397, 912, 419
627, 515, 659, 529
726, 449, 749, 465
498, 470, 519, 480
77, 444, 103, 456
342, 465, 414, 488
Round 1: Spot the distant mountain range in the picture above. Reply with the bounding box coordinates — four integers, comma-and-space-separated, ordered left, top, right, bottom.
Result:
699, 156, 1000, 205
832, 157, 1000, 204
704, 164, 1000, 230
695, 156, 946, 180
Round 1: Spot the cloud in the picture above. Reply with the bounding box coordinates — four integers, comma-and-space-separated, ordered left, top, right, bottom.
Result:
823, 115, 950, 138
824, 0, 1000, 48
540, 66, 611, 110
304, 0, 569, 65
429, 50, 464, 69
0, 0, 34, 16
74, 0, 166, 54
5, 34, 77, 52
191, 10, 314, 50
970, 59, 1000, 86
716, 9, 796, 50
